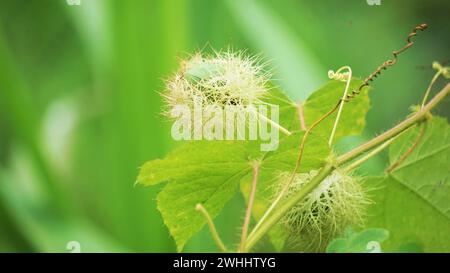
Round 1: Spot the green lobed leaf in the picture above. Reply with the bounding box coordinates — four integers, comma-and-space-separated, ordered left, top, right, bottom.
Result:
326, 228, 389, 253
137, 141, 250, 186
242, 86, 301, 159
263, 85, 302, 132
388, 117, 450, 218
138, 141, 251, 251
365, 176, 450, 252
364, 117, 450, 252
303, 79, 370, 143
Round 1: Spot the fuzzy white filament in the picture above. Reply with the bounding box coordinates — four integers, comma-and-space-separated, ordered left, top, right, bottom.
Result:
275, 170, 369, 251
163, 49, 291, 136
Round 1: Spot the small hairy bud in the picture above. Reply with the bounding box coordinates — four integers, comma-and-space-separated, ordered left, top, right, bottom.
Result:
162, 50, 270, 112
276, 170, 370, 252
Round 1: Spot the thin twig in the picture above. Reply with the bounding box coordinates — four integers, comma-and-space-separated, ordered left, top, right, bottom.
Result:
386, 123, 426, 173
344, 134, 400, 173
195, 203, 227, 252
293, 101, 341, 175
421, 61, 450, 108
296, 102, 307, 131
421, 71, 442, 108
239, 162, 260, 252
250, 108, 292, 136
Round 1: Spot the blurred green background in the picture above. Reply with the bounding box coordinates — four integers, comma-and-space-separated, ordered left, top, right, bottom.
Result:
0, 0, 448, 252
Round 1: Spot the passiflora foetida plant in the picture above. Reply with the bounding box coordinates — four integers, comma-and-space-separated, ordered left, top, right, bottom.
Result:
136, 23, 450, 253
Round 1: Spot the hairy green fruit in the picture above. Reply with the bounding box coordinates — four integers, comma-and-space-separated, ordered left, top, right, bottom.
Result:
163, 50, 270, 112
276, 170, 370, 251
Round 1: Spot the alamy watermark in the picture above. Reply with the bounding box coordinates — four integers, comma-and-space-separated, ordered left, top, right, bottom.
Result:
170, 97, 280, 152
66, 0, 81, 6
366, 0, 381, 6
66, 240, 81, 253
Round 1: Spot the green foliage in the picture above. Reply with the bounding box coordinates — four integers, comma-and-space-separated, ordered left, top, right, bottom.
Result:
137, 141, 250, 187
136, 81, 327, 251
1, 0, 449, 254
365, 117, 450, 252
365, 176, 450, 252
138, 79, 372, 251
240, 131, 330, 251
138, 141, 251, 251
303, 79, 370, 142
326, 228, 389, 253
388, 117, 450, 219
137, 67, 450, 253
241, 80, 370, 251
262, 87, 300, 133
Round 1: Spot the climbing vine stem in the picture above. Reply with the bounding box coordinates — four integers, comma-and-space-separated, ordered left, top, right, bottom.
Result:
336, 83, 448, 164
344, 133, 401, 173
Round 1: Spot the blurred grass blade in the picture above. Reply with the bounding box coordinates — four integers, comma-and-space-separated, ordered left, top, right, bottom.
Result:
0, 25, 72, 213
0, 162, 125, 252
226, 0, 324, 101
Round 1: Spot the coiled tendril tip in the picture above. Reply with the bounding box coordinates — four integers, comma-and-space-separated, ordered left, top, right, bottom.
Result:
345, 23, 428, 101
